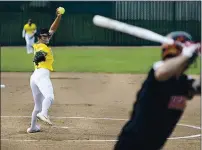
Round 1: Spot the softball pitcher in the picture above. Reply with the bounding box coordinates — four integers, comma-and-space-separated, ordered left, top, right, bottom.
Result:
27, 8, 63, 133
22, 19, 37, 54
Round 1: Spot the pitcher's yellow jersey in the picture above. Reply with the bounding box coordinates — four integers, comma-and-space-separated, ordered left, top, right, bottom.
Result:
24, 23, 37, 35
33, 43, 54, 71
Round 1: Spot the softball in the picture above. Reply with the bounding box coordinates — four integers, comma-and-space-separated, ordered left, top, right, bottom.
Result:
58, 7, 65, 15
1, 84, 5, 88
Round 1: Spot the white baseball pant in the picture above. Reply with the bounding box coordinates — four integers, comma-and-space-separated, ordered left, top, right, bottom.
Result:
29, 68, 54, 129
25, 34, 35, 54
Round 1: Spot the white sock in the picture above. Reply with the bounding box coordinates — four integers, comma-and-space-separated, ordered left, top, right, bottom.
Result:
41, 97, 52, 117
29, 46, 33, 54
31, 109, 39, 129
26, 45, 30, 54
30, 93, 43, 129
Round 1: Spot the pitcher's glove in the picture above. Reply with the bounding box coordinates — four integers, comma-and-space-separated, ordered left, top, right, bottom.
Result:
33, 51, 47, 66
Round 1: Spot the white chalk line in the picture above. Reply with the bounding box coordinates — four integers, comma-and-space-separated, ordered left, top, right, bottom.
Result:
168, 134, 201, 140
1, 116, 127, 121
1, 139, 118, 142
1, 135, 201, 142
1, 116, 201, 142
177, 123, 201, 130
1, 139, 38, 142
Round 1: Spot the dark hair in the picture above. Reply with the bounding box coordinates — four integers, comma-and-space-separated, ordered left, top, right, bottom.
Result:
35, 28, 50, 38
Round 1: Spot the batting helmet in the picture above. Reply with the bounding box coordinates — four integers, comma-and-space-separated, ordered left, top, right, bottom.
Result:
162, 31, 193, 60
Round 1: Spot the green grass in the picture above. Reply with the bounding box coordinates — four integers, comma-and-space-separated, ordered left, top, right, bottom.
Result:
1, 47, 200, 74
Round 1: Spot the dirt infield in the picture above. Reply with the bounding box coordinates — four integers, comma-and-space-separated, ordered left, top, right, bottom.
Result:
1, 72, 201, 150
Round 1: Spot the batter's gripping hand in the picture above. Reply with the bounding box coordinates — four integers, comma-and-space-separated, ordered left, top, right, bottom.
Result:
182, 43, 201, 65
33, 51, 47, 66
182, 43, 201, 58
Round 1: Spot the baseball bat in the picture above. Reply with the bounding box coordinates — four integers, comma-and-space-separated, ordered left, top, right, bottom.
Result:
93, 15, 174, 45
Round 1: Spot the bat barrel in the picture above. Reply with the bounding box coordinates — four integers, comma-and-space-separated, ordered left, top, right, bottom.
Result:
93, 15, 174, 45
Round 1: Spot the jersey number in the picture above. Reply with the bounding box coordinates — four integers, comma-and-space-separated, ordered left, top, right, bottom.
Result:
168, 96, 186, 110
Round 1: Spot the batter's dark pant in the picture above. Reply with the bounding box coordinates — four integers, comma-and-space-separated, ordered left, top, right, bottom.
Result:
114, 106, 182, 150
114, 121, 164, 150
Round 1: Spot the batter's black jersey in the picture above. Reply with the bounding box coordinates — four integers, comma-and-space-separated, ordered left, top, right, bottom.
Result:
123, 61, 195, 150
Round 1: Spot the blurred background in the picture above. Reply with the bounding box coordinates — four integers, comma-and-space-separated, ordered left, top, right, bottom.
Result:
0, 1, 201, 46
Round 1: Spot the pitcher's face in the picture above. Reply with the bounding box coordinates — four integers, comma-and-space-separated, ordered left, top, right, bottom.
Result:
39, 34, 50, 44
